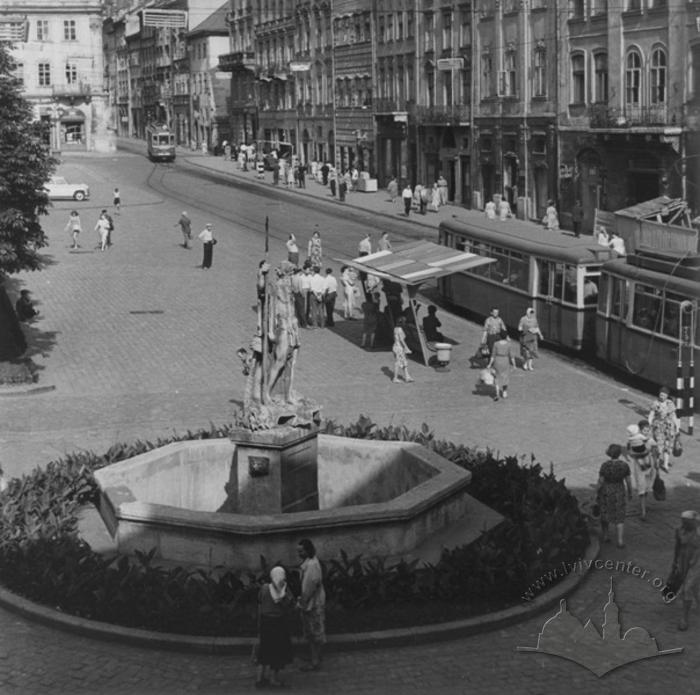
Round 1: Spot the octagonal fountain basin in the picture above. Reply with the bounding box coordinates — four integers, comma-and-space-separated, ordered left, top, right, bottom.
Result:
94, 434, 503, 571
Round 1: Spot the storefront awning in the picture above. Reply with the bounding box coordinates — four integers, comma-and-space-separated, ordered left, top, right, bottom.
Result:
336, 240, 495, 287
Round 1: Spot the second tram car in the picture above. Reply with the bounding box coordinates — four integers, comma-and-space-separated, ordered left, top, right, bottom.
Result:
146, 123, 176, 162
438, 218, 612, 351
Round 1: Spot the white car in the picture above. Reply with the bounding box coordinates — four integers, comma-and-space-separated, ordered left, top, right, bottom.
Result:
46, 176, 90, 201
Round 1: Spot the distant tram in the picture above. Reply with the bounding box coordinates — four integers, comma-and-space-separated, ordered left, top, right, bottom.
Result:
438, 217, 612, 351
595, 248, 699, 396
146, 123, 176, 162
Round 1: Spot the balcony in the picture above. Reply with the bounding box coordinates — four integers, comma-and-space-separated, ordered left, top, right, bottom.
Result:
588, 104, 675, 130
416, 104, 471, 125
218, 51, 257, 72
374, 97, 413, 115
52, 82, 91, 99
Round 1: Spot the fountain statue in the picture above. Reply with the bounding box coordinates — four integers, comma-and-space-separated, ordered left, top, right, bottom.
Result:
236, 260, 320, 431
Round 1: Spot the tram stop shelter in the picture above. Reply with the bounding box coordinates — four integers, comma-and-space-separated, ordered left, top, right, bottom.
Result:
337, 241, 494, 366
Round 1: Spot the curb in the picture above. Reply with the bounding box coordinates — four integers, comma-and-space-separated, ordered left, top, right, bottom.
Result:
0, 537, 599, 654
0, 384, 56, 397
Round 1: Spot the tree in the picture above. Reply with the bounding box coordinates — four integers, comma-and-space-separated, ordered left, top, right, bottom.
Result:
0, 43, 57, 361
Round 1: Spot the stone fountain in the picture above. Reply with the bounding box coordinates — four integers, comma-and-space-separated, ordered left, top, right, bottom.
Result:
94, 261, 502, 570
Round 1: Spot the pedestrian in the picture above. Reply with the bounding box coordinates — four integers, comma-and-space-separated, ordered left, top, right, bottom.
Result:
669, 511, 700, 631
609, 231, 627, 257
320, 162, 329, 186
94, 210, 110, 251
255, 566, 295, 688
392, 316, 414, 383
358, 233, 372, 257
597, 444, 632, 548
286, 233, 299, 266
402, 183, 413, 216
65, 210, 82, 249
298, 162, 306, 188
487, 329, 516, 400
387, 176, 398, 204
329, 167, 337, 197
350, 166, 359, 192
300, 265, 312, 326
437, 174, 448, 205
596, 224, 610, 247
307, 229, 322, 268
429, 182, 441, 212
480, 307, 507, 357
323, 268, 337, 327
198, 223, 215, 269
308, 267, 325, 328
175, 211, 192, 249
377, 232, 392, 252
542, 199, 559, 231
648, 386, 680, 473
103, 209, 115, 247
291, 267, 307, 328
286, 159, 295, 187
517, 307, 543, 371
272, 160, 280, 186
624, 423, 657, 522
485, 199, 497, 220
498, 197, 512, 221
113, 187, 121, 215
297, 538, 326, 672
361, 295, 379, 348
572, 200, 583, 237
256, 157, 265, 180
223, 141, 231, 161
338, 170, 347, 202
15, 290, 38, 321
422, 305, 445, 342
341, 265, 356, 320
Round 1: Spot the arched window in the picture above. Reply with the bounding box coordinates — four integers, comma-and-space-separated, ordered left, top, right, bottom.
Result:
650, 47, 667, 104
571, 53, 585, 103
625, 49, 642, 106
594, 52, 608, 103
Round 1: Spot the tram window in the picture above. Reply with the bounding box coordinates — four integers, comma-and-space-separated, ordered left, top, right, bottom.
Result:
157, 134, 170, 145
443, 233, 453, 248
583, 276, 599, 305
505, 251, 529, 291
632, 284, 661, 331
661, 291, 685, 339
537, 260, 551, 296
455, 238, 466, 252
470, 243, 491, 277
563, 264, 577, 303
610, 277, 625, 318
553, 263, 564, 300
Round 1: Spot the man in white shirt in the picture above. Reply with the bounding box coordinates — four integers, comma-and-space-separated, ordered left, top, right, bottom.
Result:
309, 266, 326, 328
609, 232, 627, 257
402, 184, 413, 216
323, 268, 338, 327
358, 234, 372, 257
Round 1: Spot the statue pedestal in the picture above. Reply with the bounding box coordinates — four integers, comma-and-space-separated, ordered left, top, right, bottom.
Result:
229, 427, 319, 514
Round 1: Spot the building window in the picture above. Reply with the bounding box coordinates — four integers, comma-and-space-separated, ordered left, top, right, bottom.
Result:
14, 62, 24, 86
36, 19, 49, 41
594, 52, 608, 102
63, 20, 76, 41
378, 14, 385, 44
501, 50, 516, 96
65, 62, 78, 84
424, 13, 434, 51
692, 45, 700, 100
569, 0, 584, 18
442, 10, 452, 49
386, 14, 394, 42
460, 6, 470, 46
442, 70, 453, 105
481, 53, 492, 99
625, 50, 642, 106
571, 53, 585, 103
591, 0, 608, 14
650, 47, 667, 104
650, 0, 667, 7
397, 13, 404, 41
38, 62, 51, 86
626, 0, 641, 10
407, 12, 414, 38
533, 47, 546, 97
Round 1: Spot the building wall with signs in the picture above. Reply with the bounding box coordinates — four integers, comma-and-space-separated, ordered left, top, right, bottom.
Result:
1, 0, 112, 153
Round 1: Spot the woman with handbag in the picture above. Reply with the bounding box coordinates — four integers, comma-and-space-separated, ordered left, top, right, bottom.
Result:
648, 386, 680, 473
255, 566, 295, 688
625, 423, 657, 522
517, 307, 543, 371
597, 444, 632, 548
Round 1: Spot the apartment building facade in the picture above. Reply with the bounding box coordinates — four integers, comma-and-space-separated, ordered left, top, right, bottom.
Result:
0, 0, 111, 153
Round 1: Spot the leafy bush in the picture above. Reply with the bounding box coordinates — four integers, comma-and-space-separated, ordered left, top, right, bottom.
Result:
0, 418, 589, 635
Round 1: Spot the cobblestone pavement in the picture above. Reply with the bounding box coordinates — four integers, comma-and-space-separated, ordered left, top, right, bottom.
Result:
0, 147, 698, 694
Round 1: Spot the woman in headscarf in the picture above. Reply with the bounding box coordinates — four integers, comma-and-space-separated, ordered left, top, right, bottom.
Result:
517, 307, 544, 371
648, 386, 680, 473
255, 566, 295, 688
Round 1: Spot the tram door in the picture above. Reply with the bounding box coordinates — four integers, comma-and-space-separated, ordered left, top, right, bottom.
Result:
535, 260, 564, 344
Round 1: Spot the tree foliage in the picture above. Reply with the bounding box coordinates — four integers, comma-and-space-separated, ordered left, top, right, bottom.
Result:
0, 44, 57, 276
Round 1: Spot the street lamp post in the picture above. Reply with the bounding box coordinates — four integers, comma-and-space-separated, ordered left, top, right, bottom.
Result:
49, 103, 65, 154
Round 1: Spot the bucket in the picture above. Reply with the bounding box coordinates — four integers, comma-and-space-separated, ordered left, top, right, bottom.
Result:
434, 342, 452, 364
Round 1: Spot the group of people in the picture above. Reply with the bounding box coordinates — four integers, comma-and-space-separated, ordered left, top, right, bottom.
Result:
172, 212, 218, 269
478, 306, 544, 400
484, 196, 513, 221
596, 225, 627, 256
254, 538, 326, 688
389, 176, 448, 216
63, 208, 116, 252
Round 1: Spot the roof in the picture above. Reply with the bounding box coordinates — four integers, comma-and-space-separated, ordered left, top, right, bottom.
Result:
602, 258, 700, 298
614, 197, 687, 220
188, 2, 229, 37
336, 241, 495, 287
440, 218, 613, 265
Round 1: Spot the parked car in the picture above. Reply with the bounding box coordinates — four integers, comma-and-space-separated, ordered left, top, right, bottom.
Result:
46, 176, 90, 201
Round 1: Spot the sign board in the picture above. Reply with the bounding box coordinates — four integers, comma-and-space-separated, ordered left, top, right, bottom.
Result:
289, 62, 312, 72
141, 10, 188, 29
394, 113, 408, 123
559, 164, 573, 179
437, 58, 465, 71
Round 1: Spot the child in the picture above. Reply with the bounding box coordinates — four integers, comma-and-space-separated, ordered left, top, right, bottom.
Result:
113, 188, 121, 215
625, 423, 657, 521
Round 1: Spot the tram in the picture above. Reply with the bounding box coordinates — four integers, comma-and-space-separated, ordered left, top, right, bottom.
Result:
437, 217, 612, 351
595, 248, 699, 396
146, 123, 176, 162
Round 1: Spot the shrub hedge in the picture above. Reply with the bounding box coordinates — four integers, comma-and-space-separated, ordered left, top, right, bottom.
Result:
0, 418, 589, 636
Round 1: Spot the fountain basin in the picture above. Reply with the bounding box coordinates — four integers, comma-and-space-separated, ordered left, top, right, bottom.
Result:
94, 435, 489, 570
